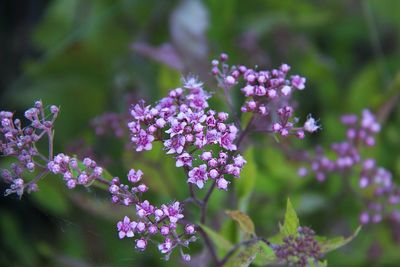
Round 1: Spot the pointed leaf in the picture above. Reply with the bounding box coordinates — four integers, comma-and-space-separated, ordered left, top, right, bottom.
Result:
199, 223, 233, 256
252, 241, 277, 266
225, 210, 256, 236
280, 198, 300, 237
225, 242, 262, 267
318, 226, 361, 254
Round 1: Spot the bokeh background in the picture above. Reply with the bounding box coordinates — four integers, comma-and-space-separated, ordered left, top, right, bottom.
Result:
1, 0, 400, 266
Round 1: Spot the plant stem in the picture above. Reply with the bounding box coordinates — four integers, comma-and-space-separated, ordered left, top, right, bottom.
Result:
197, 226, 220, 266
95, 176, 111, 186
236, 115, 254, 150
200, 179, 217, 224
47, 129, 54, 160
218, 236, 270, 266
24, 169, 49, 189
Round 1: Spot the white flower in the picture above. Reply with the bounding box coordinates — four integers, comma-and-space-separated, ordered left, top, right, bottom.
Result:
304, 116, 320, 133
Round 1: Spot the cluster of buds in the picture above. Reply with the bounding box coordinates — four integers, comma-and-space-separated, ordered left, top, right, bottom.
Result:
211, 53, 319, 138
128, 76, 246, 190
299, 110, 400, 224
47, 154, 104, 189
107, 167, 196, 261
116, 201, 196, 261
108, 169, 147, 206
1, 100, 59, 196
272, 227, 321, 267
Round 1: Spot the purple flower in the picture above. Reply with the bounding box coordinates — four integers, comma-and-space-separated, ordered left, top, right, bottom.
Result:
66, 179, 76, 189
148, 224, 158, 234
281, 85, 292, 96
185, 224, 196, 235
188, 164, 208, 189
361, 109, 380, 133
136, 238, 147, 251
176, 153, 192, 167
158, 238, 173, 254
130, 101, 152, 121
209, 169, 219, 179
117, 216, 137, 239
182, 254, 191, 262
132, 130, 154, 152
217, 178, 229, 190
303, 116, 320, 133
219, 133, 237, 151
233, 154, 246, 167
164, 135, 185, 154
291, 75, 306, 90
128, 168, 143, 183
136, 200, 154, 218
162, 201, 184, 223
136, 222, 146, 232
160, 226, 170, 236
165, 119, 186, 137
154, 209, 164, 221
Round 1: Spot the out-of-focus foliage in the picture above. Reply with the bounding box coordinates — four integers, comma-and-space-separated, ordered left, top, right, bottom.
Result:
1, 0, 400, 266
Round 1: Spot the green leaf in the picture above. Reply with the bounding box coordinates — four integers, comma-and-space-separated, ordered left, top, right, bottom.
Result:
318, 226, 361, 254
225, 210, 256, 236
226, 241, 262, 267
199, 223, 233, 257
236, 148, 257, 211
31, 178, 69, 215
252, 241, 277, 266
280, 198, 300, 237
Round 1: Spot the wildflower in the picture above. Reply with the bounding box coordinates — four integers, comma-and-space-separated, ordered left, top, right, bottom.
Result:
117, 216, 136, 239
188, 164, 208, 189
127, 168, 143, 183
162, 201, 184, 223
136, 238, 147, 251
303, 116, 320, 133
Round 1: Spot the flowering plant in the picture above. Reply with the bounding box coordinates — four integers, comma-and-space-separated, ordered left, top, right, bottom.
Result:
1, 54, 375, 266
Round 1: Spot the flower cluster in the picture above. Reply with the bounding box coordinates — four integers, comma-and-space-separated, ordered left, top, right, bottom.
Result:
299, 110, 400, 224
116, 202, 196, 261
128, 77, 246, 190
47, 151, 196, 260
272, 227, 321, 267
211, 54, 319, 138
48, 154, 104, 189
110, 168, 196, 261
108, 170, 147, 206
1, 54, 325, 265
1, 100, 59, 196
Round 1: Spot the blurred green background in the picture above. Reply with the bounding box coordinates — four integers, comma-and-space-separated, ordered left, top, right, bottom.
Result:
1, 0, 400, 266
